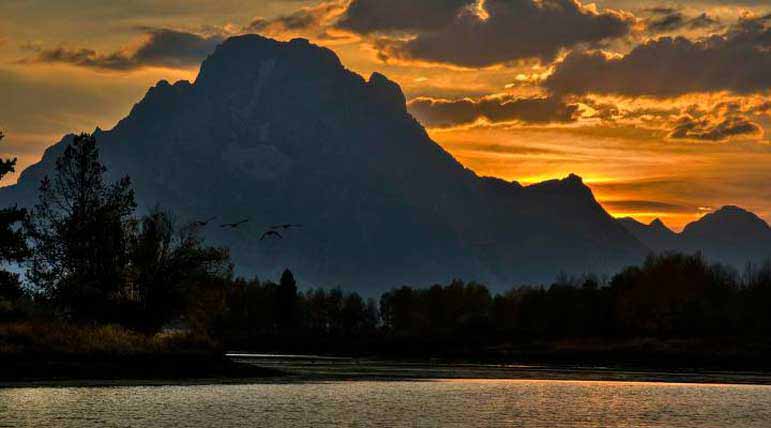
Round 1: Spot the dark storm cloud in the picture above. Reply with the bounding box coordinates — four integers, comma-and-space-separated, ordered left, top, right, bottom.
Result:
669, 115, 763, 141
648, 12, 686, 32
346, 0, 634, 67
22, 29, 222, 71
337, 0, 472, 34
545, 15, 771, 96
407, 95, 579, 127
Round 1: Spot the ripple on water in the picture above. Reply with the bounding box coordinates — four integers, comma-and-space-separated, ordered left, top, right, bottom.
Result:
1, 380, 770, 427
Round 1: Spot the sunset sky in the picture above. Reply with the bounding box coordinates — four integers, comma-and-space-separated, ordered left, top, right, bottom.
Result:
1, 0, 769, 230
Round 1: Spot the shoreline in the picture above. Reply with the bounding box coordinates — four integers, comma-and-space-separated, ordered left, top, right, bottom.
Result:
4, 357, 771, 388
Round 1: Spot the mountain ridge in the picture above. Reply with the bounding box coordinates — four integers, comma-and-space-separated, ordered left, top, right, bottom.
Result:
619, 206, 771, 267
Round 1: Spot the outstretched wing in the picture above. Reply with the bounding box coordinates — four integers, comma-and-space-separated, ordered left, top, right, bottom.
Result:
260, 230, 283, 240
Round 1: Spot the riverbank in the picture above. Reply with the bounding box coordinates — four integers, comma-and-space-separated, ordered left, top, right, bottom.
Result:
0, 321, 282, 384
5, 356, 771, 388
4, 320, 771, 387
231, 355, 771, 385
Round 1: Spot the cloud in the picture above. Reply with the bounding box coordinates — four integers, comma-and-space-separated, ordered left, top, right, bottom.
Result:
646, 11, 721, 33
248, 1, 346, 34
407, 95, 579, 128
337, 0, 472, 33
642, 6, 722, 34
21, 28, 223, 71
669, 115, 763, 141
603, 199, 694, 213
575, 93, 769, 142
545, 14, 770, 96
346, 0, 634, 67
643, 7, 678, 16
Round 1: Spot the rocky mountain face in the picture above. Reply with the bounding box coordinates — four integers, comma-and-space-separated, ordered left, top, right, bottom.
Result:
2, 35, 648, 292
619, 206, 771, 268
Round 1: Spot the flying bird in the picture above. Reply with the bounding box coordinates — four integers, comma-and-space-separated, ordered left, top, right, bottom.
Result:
260, 230, 283, 241
270, 224, 303, 230
220, 219, 250, 229
191, 217, 217, 227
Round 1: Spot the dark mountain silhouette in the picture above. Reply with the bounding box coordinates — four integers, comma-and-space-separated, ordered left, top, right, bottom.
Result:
1, 35, 647, 292
681, 206, 771, 266
618, 217, 679, 252
619, 206, 771, 268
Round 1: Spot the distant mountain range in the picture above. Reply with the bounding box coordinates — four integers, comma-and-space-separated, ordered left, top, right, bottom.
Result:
1, 35, 767, 291
619, 206, 771, 268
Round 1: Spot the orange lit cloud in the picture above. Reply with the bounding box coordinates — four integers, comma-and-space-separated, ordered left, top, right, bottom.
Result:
19, 28, 223, 71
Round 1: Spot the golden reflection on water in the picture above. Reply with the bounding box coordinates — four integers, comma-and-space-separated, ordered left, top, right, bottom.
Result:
1, 379, 770, 427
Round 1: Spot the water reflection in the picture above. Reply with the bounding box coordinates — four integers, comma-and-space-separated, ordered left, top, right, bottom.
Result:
1, 380, 770, 427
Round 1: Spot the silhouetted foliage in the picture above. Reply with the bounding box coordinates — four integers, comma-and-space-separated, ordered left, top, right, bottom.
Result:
21, 133, 231, 332
127, 209, 232, 332
25, 134, 135, 321
0, 131, 30, 316
277, 269, 297, 329
221, 253, 771, 359
222, 272, 379, 353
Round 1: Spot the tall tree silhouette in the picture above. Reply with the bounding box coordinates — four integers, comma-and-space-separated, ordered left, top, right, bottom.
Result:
0, 131, 29, 303
25, 133, 135, 321
277, 269, 297, 329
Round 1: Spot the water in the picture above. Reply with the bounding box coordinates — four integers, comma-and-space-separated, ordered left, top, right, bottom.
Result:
1, 380, 770, 427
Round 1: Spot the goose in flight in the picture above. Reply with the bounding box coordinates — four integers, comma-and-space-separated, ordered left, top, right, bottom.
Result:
270, 224, 303, 230
260, 230, 283, 241
220, 219, 250, 229
192, 217, 217, 227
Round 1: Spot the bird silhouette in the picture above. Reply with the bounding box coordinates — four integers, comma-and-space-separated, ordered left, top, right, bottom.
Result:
270, 224, 303, 230
260, 230, 283, 241
220, 219, 250, 229
192, 217, 217, 227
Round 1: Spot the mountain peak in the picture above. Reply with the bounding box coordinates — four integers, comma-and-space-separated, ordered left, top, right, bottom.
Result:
682, 204, 771, 241
196, 34, 345, 88
566, 173, 583, 184
713, 205, 752, 216
367, 72, 407, 109
689, 205, 768, 228
649, 218, 672, 232
618, 216, 644, 226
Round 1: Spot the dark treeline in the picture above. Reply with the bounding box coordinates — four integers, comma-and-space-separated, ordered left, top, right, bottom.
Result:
3, 132, 771, 366
219, 253, 771, 358
221, 270, 381, 354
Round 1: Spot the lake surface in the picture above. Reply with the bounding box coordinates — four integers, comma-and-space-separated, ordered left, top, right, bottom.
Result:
2, 379, 770, 427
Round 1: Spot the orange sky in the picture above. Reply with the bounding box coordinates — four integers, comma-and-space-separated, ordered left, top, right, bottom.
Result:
1, 0, 769, 231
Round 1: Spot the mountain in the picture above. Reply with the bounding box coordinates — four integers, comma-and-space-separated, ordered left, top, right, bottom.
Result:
617, 217, 679, 252
0, 35, 648, 292
619, 206, 771, 268
681, 206, 771, 266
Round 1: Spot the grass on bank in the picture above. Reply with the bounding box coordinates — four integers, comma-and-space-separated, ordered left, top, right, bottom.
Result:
0, 321, 218, 357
